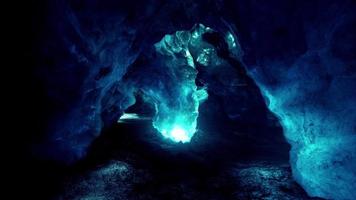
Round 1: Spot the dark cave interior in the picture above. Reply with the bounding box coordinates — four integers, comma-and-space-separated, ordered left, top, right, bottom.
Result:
15, 0, 356, 199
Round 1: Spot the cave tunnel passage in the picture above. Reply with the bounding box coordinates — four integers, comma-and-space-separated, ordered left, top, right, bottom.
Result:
46, 24, 316, 200
22, 0, 356, 199
74, 77, 296, 199
86, 24, 292, 167
116, 24, 242, 145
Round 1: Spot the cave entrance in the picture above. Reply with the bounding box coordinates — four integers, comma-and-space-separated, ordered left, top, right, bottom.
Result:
110, 23, 291, 164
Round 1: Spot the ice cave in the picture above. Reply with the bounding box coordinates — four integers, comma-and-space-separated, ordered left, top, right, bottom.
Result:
18, 0, 355, 199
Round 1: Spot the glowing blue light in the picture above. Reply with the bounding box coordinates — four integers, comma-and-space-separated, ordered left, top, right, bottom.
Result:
146, 24, 212, 143
170, 126, 190, 143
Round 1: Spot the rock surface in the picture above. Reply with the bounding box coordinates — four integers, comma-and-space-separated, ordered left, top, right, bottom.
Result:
58, 160, 321, 200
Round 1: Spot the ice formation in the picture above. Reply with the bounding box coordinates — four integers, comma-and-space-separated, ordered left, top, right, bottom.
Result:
145, 24, 211, 142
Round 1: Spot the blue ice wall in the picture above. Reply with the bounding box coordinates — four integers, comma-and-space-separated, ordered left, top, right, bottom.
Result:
34, 0, 142, 162
233, 1, 356, 199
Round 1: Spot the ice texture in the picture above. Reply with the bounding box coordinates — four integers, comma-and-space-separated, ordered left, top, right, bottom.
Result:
148, 24, 210, 142
244, 8, 356, 200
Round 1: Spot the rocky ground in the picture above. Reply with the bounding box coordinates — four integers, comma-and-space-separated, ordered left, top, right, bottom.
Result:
54, 121, 323, 200
57, 160, 322, 200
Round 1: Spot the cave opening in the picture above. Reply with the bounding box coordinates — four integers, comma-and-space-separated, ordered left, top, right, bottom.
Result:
61, 24, 309, 200
83, 23, 291, 172
109, 24, 291, 160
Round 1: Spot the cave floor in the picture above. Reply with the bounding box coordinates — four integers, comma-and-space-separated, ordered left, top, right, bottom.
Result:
51, 121, 323, 200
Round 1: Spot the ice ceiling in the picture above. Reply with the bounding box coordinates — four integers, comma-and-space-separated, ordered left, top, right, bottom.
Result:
33, 1, 356, 200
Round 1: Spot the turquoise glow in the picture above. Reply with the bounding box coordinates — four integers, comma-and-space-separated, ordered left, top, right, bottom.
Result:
146, 24, 212, 143
170, 126, 190, 142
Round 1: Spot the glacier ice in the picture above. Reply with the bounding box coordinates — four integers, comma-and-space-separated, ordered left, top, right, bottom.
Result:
248, 20, 356, 200
33, 1, 356, 199
145, 24, 212, 143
